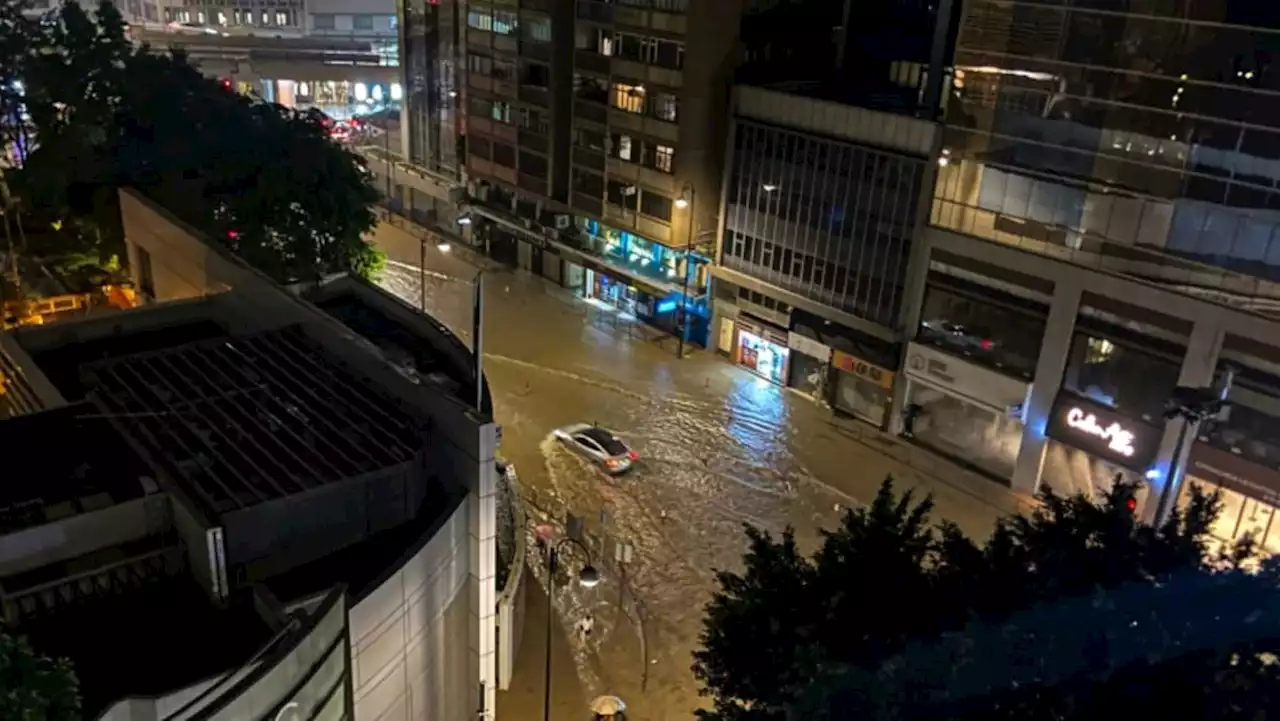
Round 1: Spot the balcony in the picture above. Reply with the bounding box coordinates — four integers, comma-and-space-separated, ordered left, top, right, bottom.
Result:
494, 33, 517, 53
521, 41, 551, 62
649, 11, 686, 34
577, 0, 613, 22
492, 78, 517, 98
612, 58, 682, 88
573, 147, 606, 171
573, 192, 604, 216
491, 122, 518, 144
575, 49, 611, 76
575, 100, 608, 125
519, 129, 549, 154
518, 173, 548, 197
519, 85, 550, 107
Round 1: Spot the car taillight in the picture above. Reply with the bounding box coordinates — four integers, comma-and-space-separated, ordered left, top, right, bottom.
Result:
980, 339, 994, 350
627, 451, 638, 461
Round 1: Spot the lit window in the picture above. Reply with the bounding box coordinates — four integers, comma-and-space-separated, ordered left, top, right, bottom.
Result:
611, 83, 645, 114
493, 10, 517, 34
467, 10, 492, 31
274, 11, 288, 25
654, 144, 673, 173
649, 91, 678, 122
617, 135, 632, 160
216, 10, 226, 24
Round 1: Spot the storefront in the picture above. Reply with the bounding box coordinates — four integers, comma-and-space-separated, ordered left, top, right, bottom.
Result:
1041, 392, 1164, 500
787, 332, 832, 402
831, 350, 895, 428
734, 316, 790, 385
1181, 443, 1280, 557
902, 342, 1032, 481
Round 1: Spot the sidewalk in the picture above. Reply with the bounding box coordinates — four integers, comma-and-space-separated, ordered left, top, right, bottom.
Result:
498, 579, 590, 721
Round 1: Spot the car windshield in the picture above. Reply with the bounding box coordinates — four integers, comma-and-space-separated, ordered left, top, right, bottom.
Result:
581, 427, 628, 455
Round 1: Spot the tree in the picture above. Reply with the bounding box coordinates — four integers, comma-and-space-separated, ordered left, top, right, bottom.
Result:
694, 478, 1280, 721
0, 631, 80, 721
10, 1, 382, 282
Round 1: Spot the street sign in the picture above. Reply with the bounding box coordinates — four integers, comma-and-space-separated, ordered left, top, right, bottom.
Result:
615, 541, 634, 564
566, 513, 585, 542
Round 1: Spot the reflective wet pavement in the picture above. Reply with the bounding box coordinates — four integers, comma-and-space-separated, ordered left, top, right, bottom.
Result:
369, 220, 1033, 720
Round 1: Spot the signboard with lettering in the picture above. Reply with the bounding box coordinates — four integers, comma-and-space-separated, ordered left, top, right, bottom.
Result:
1186, 443, 1280, 507
903, 342, 1029, 413
787, 332, 832, 362
1045, 392, 1163, 470
831, 350, 894, 390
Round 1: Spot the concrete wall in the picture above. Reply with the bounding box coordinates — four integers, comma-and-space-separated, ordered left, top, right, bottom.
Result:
348, 498, 473, 721
0, 494, 170, 578
117, 187, 498, 717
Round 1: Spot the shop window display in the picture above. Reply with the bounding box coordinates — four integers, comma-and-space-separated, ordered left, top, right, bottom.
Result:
1181, 477, 1280, 557
905, 383, 1022, 480
738, 330, 788, 384
1039, 439, 1136, 500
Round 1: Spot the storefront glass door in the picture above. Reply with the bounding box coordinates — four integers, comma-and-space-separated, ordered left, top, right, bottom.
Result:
738, 330, 789, 384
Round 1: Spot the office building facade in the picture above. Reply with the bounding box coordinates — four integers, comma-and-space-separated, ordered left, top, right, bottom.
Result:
913, 1, 1280, 528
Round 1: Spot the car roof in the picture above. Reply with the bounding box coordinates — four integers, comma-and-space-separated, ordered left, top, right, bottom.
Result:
578, 427, 617, 444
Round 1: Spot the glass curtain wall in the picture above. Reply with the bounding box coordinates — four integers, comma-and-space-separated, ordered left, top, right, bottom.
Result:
722, 120, 926, 328
914, 279, 1046, 380
934, 1, 1280, 297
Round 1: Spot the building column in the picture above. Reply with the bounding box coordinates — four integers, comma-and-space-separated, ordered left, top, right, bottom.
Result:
1011, 277, 1083, 495
470, 417, 500, 718
1139, 321, 1224, 524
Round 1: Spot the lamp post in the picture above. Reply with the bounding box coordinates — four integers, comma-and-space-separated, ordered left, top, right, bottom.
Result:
542, 536, 599, 721
674, 184, 694, 359
1153, 376, 1232, 525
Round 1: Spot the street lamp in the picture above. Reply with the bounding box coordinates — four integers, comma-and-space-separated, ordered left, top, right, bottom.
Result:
1152, 378, 1232, 524
542, 536, 599, 721
675, 183, 695, 359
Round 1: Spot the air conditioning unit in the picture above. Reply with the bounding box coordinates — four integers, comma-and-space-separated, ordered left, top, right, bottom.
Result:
553, 214, 571, 229
522, 219, 535, 230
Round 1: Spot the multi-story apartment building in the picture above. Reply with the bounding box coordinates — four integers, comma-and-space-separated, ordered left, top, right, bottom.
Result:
908, 1, 1280, 537
454, 0, 739, 346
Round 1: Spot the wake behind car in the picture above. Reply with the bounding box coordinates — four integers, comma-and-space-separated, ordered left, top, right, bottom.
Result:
553, 423, 638, 475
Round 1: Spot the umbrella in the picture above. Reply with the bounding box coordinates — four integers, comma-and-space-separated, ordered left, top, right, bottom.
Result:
589, 696, 626, 715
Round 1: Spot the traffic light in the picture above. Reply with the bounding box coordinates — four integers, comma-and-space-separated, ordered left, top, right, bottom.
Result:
1125, 496, 1138, 513
221, 78, 233, 91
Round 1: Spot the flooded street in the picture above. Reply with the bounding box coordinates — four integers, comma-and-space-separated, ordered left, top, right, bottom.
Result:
371, 221, 1028, 719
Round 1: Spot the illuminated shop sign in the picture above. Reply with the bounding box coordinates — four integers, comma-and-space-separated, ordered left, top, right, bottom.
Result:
1065, 407, 1136, 457
1046, 392, 1163, 470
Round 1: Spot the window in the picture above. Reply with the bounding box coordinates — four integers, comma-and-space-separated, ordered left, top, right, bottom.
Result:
493, 10, 517, 34
610, 133, 634, 160
467, 9, 492, 31
519, 108, 549, 134
611, 83, 645, 114
493, 142, 516, 168
521, 62, 550, 87
491, 100, 513, 124
470, 135, 493, 159
389, 14, 397, 29
574, 127, 606, 151
275, 10, 290, 25
468, 53, 492, 75
607, 180, 639, 209
469, 96, 493, 118
653, 144, 674, 173
520, 151, 548, 178
649, 91, 678, 122
576, 26, 614, 54
575, 75, 609, 103
523, 15, 551, 43
493, 58, 516, 81
615, 33, 653, 63
573, 169, 605, 197
641, 191, 672, 221
654, 40, 683, 69
353, 14, 374, 30
652, 0, 687, 10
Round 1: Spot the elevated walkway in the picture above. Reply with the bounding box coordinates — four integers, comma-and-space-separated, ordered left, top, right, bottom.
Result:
135, 29, 398, 84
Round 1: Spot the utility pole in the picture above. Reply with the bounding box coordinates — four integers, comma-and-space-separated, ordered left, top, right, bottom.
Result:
1153, 372, 1233, 525
675, 184, 694, 359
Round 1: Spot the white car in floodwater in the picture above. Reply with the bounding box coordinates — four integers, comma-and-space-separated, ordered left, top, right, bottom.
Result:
552, 423, 638, 475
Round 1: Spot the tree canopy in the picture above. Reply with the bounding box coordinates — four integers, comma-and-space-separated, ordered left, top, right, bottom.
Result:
1, 0, 382, 283
695, 478, 1280, 721
0, 631, 80, 721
